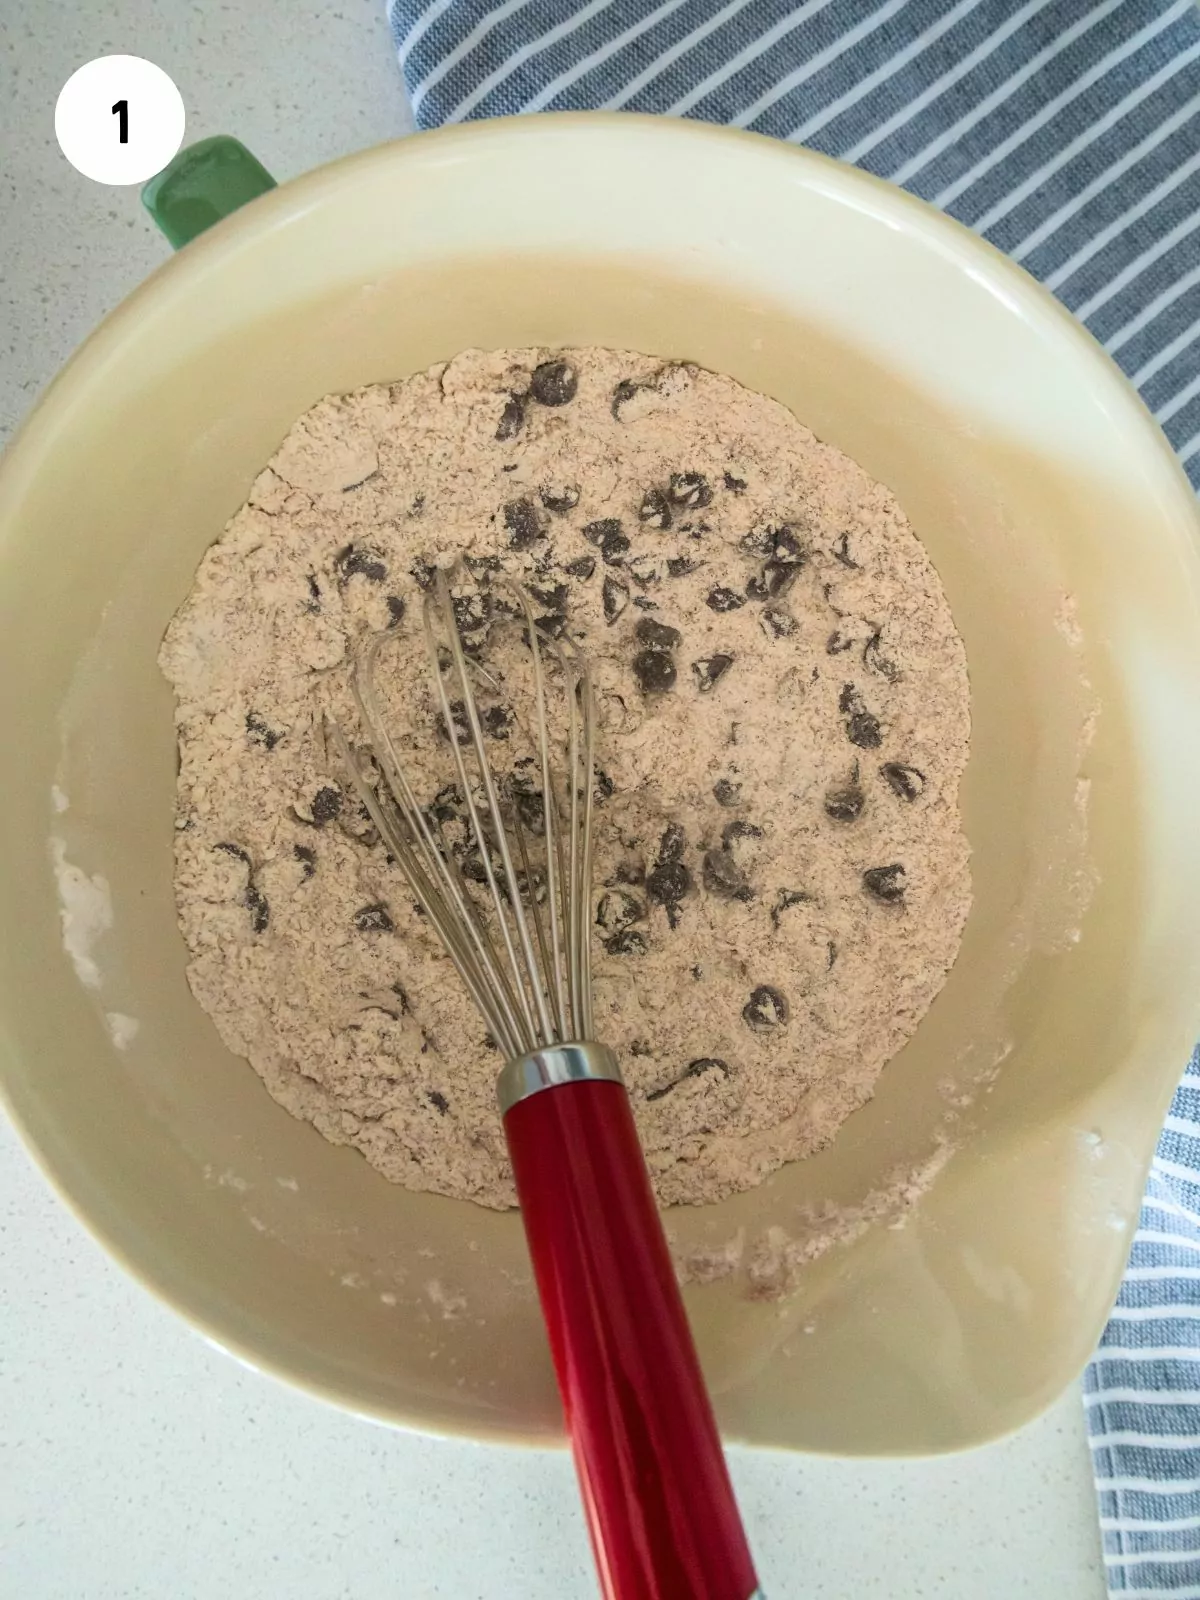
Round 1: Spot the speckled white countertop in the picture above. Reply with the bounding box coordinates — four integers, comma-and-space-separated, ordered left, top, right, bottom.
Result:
0, 3, 1108, 1595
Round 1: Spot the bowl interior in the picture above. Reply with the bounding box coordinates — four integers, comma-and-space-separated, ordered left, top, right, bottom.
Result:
3, 117, 1200, 1454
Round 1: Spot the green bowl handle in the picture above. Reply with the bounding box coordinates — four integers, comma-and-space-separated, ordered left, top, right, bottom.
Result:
141, 136, 277, 250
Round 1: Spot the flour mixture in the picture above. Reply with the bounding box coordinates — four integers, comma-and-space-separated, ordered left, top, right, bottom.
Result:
161, 346, 971, 1208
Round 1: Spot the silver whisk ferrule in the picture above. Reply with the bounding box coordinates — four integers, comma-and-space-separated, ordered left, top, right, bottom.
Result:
496, 1041, 622, 1115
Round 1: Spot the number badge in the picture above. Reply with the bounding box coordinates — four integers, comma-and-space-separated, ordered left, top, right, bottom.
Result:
55, 56, 185, 186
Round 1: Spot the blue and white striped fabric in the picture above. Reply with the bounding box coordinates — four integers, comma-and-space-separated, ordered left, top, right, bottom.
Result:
1090, 1047, 1200, 1594
384, 0, 1200, 1585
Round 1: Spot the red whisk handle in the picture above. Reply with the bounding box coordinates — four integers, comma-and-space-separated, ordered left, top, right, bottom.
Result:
501, 1050, 760, 1600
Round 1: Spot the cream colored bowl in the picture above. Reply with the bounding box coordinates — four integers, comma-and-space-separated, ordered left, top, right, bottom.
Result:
3, 115, 1200, 1456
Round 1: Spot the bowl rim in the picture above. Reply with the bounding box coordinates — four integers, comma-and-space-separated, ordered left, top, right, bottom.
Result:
4, 110, 1200, 1453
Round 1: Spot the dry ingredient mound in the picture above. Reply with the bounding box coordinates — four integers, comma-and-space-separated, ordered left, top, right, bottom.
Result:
160, 346, 971, 1210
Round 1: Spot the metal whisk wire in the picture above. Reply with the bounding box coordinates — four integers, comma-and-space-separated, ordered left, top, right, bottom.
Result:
329, 571, 595, 1063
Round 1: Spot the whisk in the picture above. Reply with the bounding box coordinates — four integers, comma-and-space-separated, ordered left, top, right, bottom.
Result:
333, 571, 761, 1600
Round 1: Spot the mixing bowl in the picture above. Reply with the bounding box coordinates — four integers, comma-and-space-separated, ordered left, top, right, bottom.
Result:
3, 114, 1200, 1456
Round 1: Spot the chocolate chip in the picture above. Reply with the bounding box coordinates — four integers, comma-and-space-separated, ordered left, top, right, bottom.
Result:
669, 473, 712, 509
760, 608, 798, 640
386, 595, 406, 626
245, 712, 282, 751
658, 822, 686, 863
692, 654, 733, 693
565, 554, 597, 580
721, 819, 763, 849
647, 824, 691, 916
334, 543, 388, 585
747, 558, 802, 602
460, 848, 490, 886
624, 558, 658, 592
847, 711, 882, 749
639, 488, 672, 529
863, 864, 906, 903
541, 482, 581, 515
633, 649, 676, 693
244, 883, 269, 934
596, 890, 644, 936
437, 699, 471, 745
310, 786, 342, 825
465, 553, 502, 579
826, 630, 855, 654
214, 841, 251, 865
504, 498, 544, 550
529, 582, 569, 615
531, 609, 563, 637
703, 848, 752, 901
706, 586, 745, 613
481, 704, 512, 739
294, 844, 316, 882
428, 1090, 450, 1115
740, 522, 801, 561
666, 556, 703, 578
530, 359, 578, 406
646, 859, 691, 908
833, 532, 859, 569
594, 769, 616, 801
724, 472, 747, 493
605, 928, 647, 955
611, 378, 641, 419
496, 394, 526, 440
428, 783, 463, 823
770, 888, 814, 929
646, 1057, 730, 1102
305, 573, 321, 612
411, 558, 438, 592
824, 781, 865, 822
511, 786, 545, 836
354, 903, 394, 932
840, 684, 882, 748
602, 575, 629, 624
452, 590, 492, 635
603, 530, 631, 563
713, 778, 741, 807
881, 762, 926, 801
687, 1056, 729, 1079
635, 617, 681, 651
863, 630, 900, 682
742, 985, 788, 1031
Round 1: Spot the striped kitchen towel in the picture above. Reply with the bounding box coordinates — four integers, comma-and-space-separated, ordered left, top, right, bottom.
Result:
385, 0, 1200, 1588
1089, 1045, 1200, 1595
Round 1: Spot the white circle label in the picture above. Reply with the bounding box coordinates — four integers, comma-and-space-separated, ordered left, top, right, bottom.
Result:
55, 55, 185, 186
